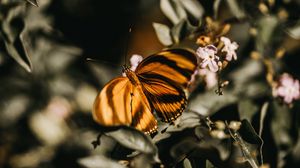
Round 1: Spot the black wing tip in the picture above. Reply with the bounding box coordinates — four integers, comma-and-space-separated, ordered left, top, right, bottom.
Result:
160, 97, 187, 123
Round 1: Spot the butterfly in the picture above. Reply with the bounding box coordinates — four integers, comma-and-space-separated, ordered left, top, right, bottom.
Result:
92, 48, 198, 134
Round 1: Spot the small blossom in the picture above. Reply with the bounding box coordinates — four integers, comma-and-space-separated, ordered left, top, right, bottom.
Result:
196, 45, 219, 72
273, 73, 300, 104
130, 54, 143, 71
122, 54, 143, 77
220, 36, 239, 61
198, 68, 217, 89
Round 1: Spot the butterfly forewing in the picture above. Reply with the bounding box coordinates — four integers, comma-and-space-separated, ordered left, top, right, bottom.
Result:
93, 77, 157, 134
93, 77, 132, 125
135, 49, 198, 88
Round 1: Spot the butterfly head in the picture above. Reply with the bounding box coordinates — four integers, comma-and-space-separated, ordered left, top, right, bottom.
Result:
122, 64, 131, 73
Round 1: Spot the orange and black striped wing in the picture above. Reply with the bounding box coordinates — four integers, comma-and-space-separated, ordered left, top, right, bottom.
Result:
130, 85, 158, 134
93, 77, 157, 134
139, 77, 187, 122
135, 49, 198, 88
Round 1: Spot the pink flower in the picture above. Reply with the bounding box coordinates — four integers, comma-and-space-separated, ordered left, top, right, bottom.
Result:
122, 54, 143, 76
273, 73, 300, 104
220, 36, 238, 61
199, 69, 218, 89
196, 45, 219, 72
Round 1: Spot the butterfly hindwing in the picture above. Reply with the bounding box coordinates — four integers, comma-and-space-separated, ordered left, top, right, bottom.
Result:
135, 49, 198, 88
139, 77, 187, 122
130, 85, 158, 134
93, 77, 157, 134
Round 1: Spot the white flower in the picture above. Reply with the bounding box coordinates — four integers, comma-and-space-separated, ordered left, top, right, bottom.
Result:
198, 68, 218, 89
196, 45, 219, 72
273, 73, 300, 104
220, 36, 239, 61
130, 54, 143, 71
122, 54, 143, 77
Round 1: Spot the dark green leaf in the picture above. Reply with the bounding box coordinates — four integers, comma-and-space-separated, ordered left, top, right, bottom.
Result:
256, 16, 278, 53
170, 139, 199, 163
238, 99, 259, 122
195, 127, 231, 161
106, 127, 157, 155
239, 120, 262, 146
237, 120, 263, 165
270, 101, 293, 148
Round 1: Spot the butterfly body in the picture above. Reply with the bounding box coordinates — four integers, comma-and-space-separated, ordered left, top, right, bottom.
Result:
123, 66, 142, 86
93, 49, 198, 134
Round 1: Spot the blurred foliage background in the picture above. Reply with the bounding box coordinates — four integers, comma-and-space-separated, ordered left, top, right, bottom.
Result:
0, 0, 300, 168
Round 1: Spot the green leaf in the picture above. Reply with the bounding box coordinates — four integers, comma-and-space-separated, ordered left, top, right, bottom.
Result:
106, 126, 157, 155
171, 19, 187, 44
226, 0, 245, 19
286, 21, 300, 39
195, 127, 231, 161
183, 158, 192, 168
4, 37, 32, 72
188, 90, 237, 116
238, 99, 259, 122
130, 153, 157, 168
227, 120, 261, 168
153, 22, 173, 46
171, 19, 199, 44
160, 0, 187, 25
239, 120, 263, 147
165, 110, 201, 133
170, 139, 199, 163
213, 0, 222, 19
25, 0, 39, 7
259, 102, 269, 137
270, 101, 293, 147
178, 0, 204, 20
256, 16, 278, 53
270, 101, 293, 165
206, 160, 215, 168
2, 5, 32, 72
78, 155, 125, 168
238, 120, 263, 165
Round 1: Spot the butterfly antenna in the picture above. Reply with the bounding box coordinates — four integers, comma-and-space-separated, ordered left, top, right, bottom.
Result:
86, 57, 119, 67
123, 27, 132, 66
